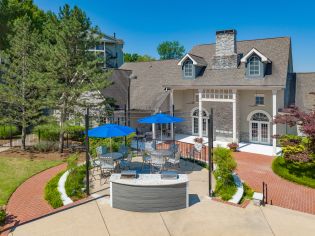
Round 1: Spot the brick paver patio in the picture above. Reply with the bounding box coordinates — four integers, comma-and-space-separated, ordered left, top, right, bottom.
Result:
233, 152, 315, 215
1, 163, 67, 235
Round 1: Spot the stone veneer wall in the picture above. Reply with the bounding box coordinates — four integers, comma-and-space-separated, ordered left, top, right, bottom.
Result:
212, 30, 239, 70
174, 100, 233, 142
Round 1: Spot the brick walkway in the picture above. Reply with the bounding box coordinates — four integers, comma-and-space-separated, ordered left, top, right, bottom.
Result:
234, 152, 315, 215
1, 163, 67, 235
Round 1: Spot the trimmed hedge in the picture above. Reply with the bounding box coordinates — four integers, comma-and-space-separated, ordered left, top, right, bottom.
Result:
272, 156, 315, 188
45, 171, 64, 209
0, 125, 18, 139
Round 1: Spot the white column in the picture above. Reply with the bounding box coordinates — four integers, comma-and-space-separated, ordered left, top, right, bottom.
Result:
272, 90, 277, 155
198, 89, 203, 138
170, 89, 174, 140
232, 89, 237, 142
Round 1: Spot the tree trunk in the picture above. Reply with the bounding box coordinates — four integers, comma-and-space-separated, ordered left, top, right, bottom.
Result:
58, 102, 66, 153
21, 126, 26, 150
59, 129, 64, 153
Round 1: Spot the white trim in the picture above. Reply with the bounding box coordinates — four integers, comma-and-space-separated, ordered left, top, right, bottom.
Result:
191, 107, 209, 137
272, 90, 277, 155
232, 90, 237, 142
247, 110, 272, 122
198, 90, 203, 138
249, 121, 270, 144
241, 48, 271, 63
177, 54, 198, 65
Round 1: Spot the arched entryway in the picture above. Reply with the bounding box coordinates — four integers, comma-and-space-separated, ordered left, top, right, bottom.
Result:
247, 110, 271, 144
191, 107, 209, 137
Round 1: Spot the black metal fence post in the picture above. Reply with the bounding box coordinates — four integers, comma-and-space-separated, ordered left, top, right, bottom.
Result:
208, 108, 214, 197
85, 107, 90, 196
124, 104, 127, 146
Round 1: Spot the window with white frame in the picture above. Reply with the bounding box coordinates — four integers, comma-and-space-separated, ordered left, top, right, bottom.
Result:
184, 60, 193, 77
248, 55, 260, 76
255, 94, 265, 106
201, 89, 233, 100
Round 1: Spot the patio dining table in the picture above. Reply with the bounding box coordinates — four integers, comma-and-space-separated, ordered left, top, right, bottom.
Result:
99, 152, 124, 161
150, 149, 173, 158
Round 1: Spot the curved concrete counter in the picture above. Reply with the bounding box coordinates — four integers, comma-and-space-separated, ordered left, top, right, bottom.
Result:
110, 174, 189, 212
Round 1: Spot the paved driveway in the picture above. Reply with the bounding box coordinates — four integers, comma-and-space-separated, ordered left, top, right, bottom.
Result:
233, 152, 315, 215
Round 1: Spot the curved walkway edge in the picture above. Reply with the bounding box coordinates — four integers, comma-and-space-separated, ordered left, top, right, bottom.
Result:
233, 152, 315, 215
1, 163, 67, 235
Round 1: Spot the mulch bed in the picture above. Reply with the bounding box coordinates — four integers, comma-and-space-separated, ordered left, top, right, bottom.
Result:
0, 148, 85, 162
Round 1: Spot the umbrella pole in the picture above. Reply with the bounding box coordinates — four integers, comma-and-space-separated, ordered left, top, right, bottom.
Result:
110, 138, 112, 152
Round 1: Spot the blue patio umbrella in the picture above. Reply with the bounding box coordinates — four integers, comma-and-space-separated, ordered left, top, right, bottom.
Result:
138, 113, 184, 124
138, 113, 184, 141
88, 124, 135, 151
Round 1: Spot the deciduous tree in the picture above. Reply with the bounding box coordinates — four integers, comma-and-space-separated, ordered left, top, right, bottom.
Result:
157, 41, 185, 60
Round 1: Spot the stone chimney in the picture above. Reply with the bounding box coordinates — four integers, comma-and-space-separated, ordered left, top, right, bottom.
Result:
212, 29, 239, 69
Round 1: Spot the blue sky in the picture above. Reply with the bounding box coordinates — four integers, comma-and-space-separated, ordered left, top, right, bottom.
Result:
34, 0, 315, 72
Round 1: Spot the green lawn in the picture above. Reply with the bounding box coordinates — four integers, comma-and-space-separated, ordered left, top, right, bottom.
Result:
0, 157, 63, 206
272, 156, 315, 188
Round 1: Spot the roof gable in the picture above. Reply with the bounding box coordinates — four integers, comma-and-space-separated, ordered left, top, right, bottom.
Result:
240, 48, 271, 63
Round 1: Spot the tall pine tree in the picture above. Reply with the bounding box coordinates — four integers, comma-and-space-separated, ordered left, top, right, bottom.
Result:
0, 15, 51, 149
44, 5, 110, 152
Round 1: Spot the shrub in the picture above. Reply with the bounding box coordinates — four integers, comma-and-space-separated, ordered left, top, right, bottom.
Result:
64, 125, 84, 141
227, 142, 239, 152
213, 147, 237, 200
0, 206, 6, 225
67, 153, 79, 170
280, 134, 302, 147
240, 183, 254, 203
65, 165, 86, 201
33, 141, 59, 152
214, 175, 237, 201
34, 123, 60, 142
0, 125, 18, 139
272, 156, 315, 188
45, 171, 64, 209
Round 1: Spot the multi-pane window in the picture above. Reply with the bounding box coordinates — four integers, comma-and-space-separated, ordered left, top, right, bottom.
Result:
249, 56, 260, 76
201, 89, 233, 100
184, 61, 193, 77
255, 95, 264, 105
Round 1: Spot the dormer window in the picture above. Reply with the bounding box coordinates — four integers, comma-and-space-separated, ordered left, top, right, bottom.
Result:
249, 56, 260, 76
184, 61, 193, 77
241, 48, 272, 79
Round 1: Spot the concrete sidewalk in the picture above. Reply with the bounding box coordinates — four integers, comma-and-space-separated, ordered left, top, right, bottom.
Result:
8, 196, 315, 236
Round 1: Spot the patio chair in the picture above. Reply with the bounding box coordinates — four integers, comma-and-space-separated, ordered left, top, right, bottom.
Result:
118, 145, 129, 158
150, 155, 166, 173
89, 154, 101, 180
119, 153, 132, 170
100, 157, 115, 179
96, 146, 108, 157
141, 152, 152, 170
167, 151, 181, 169
168, 143, 179, 154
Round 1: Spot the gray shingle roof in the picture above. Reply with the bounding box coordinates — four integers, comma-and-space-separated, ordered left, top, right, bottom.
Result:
121, 37, 291, 110
295, 73, 315, 111
186, 53, 208, 66
100, 69, 131, 108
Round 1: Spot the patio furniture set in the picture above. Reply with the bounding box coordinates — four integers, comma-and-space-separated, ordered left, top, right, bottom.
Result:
90, 142, 181, 182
